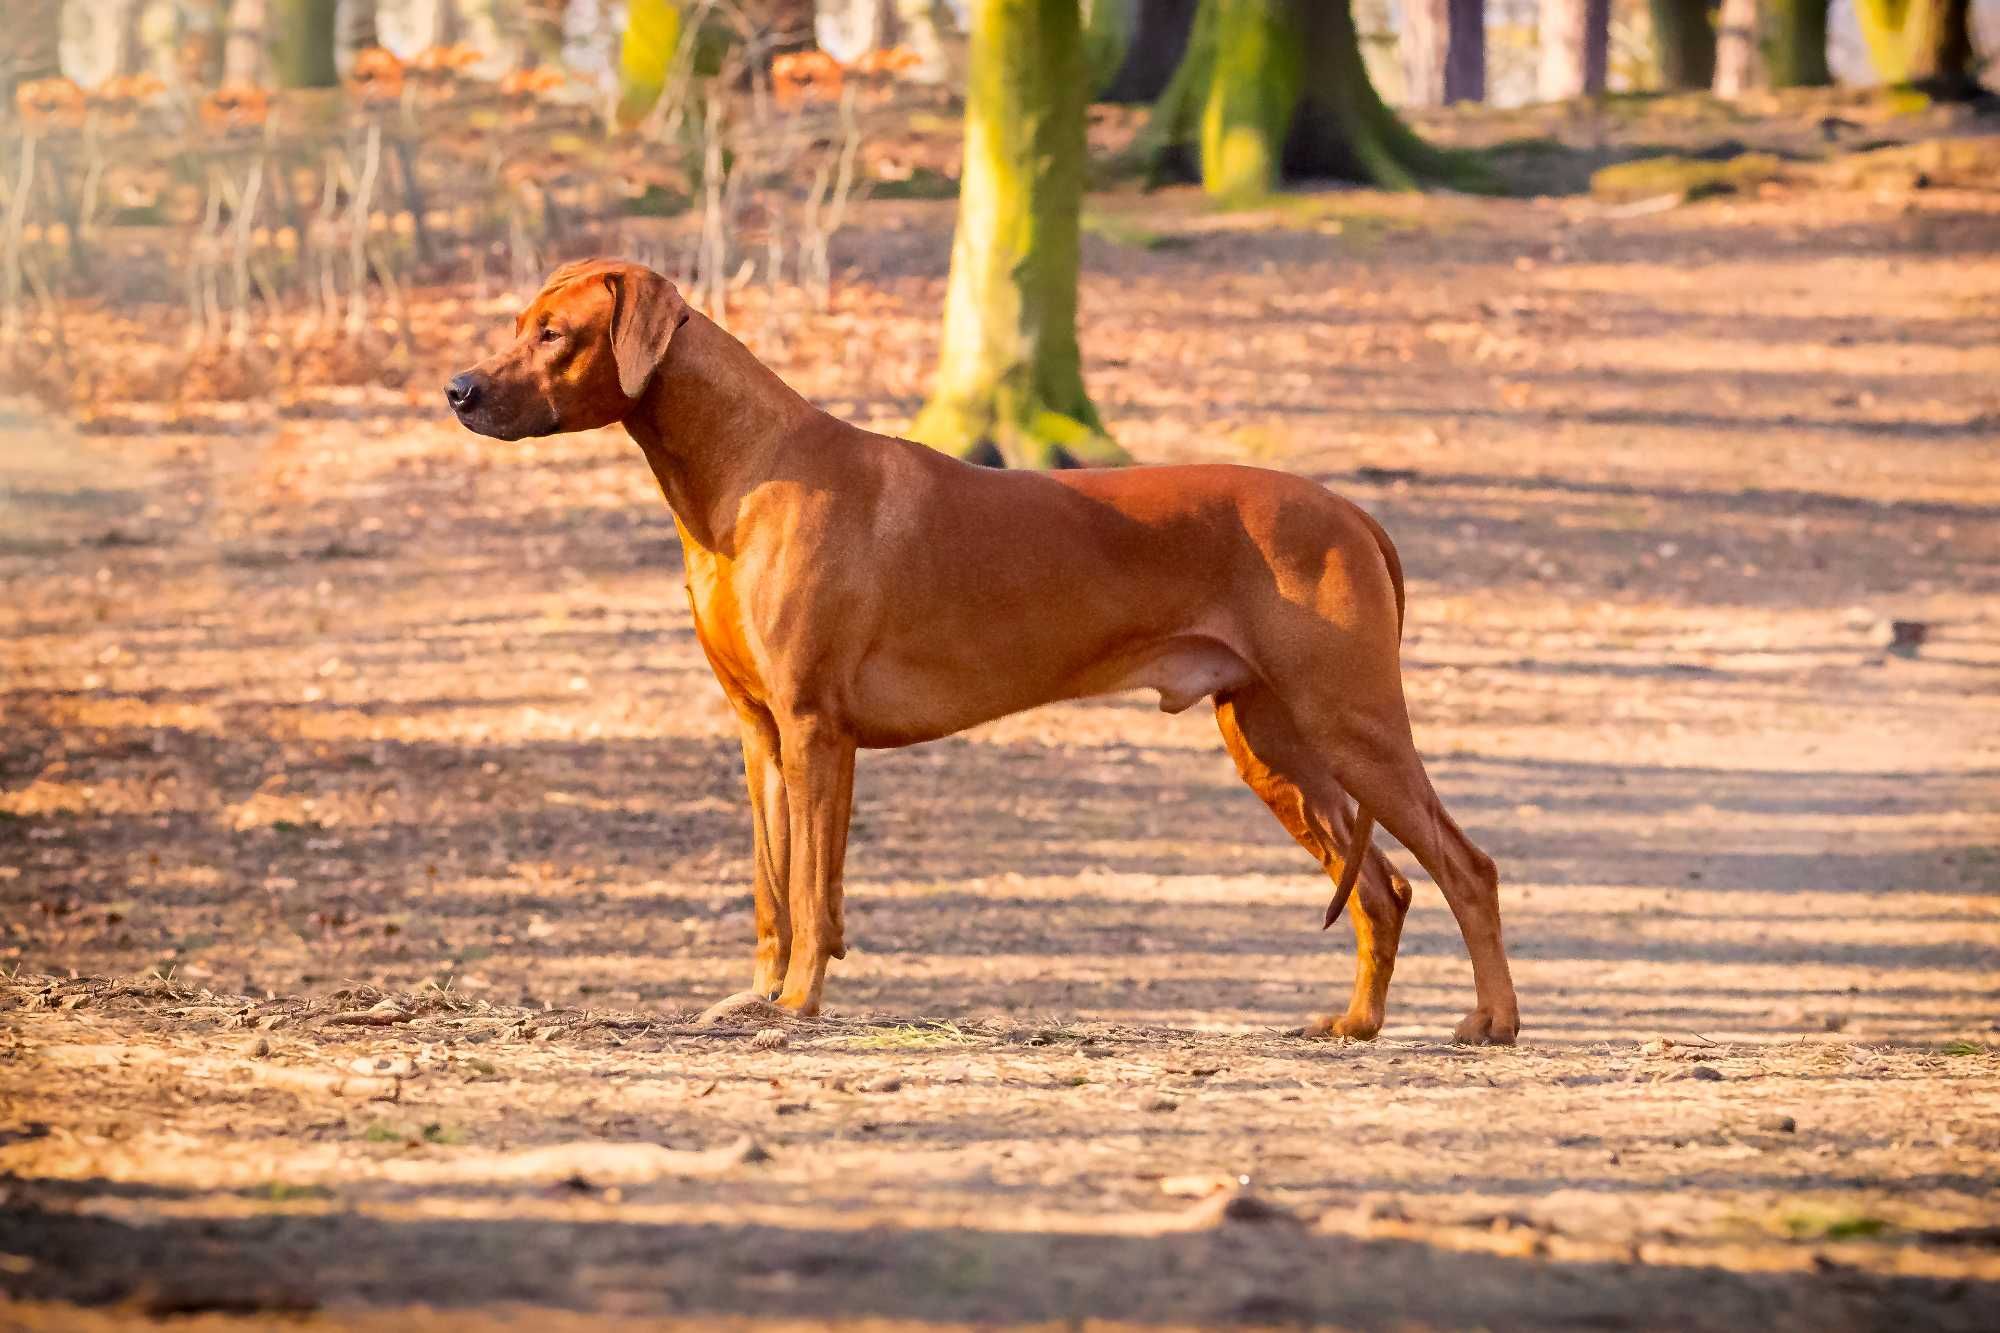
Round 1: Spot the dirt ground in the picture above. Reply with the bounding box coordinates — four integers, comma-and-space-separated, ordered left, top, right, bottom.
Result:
3, 97, 2000, 1328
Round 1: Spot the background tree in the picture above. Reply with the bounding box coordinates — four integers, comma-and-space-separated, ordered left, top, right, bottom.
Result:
273, 0, 341, 87
1712, 0, 1756, 93
1858, 0, 1980, 95
912, 0, 1123, 468
618, 0, 683, 124
1538, 0, 1608, 99
226, 0, 270, 84
1149, 0, 1483, 198
520, 0, 569, 67
1084, 0, 1136, 90
1648, 0, 1715, 88
1762, 0, 1830, 87
1099, 0, 1198, 101
1401, 0, 1485, 106
4, 0, 65, 106
340, 0, 382, 60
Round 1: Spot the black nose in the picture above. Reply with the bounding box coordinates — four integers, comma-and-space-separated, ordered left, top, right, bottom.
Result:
445, 373, 480, 412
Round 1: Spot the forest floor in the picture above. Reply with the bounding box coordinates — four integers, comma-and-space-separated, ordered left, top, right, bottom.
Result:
3, 94, 1999, 1328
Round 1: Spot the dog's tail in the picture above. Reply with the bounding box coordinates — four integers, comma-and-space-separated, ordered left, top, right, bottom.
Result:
1322, 807, 1376, 929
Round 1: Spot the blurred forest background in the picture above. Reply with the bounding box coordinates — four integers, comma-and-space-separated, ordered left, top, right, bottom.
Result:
0, 0, 1993, 458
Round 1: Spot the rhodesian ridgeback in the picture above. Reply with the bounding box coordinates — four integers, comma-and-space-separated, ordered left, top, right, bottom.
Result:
447, 259, 1521, 1044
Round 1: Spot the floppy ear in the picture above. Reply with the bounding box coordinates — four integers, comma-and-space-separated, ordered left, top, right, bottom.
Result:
606, 268, 687, 401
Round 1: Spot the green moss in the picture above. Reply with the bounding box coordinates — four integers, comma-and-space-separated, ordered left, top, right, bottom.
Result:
1781, 1207, 1893, 1240
1589, 152, 1784, 201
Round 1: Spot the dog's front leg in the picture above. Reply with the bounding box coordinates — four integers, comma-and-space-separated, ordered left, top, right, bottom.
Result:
737, 710, 792, 998
773, 714, 855, 1016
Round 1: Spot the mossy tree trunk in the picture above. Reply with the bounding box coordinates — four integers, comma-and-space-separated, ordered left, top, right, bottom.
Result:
1761, 0, 1830, 87
1084, 0, 1136, 92
1854, 0, 1911, 82
272, 0, 341, 87
1150, 0, 1484, 198
617, 0, 683, 125
912, 0, 1124, 469
1648, 0, 1716, 88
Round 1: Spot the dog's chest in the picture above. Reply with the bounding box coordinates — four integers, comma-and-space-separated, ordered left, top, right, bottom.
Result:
679, 538, 770, 707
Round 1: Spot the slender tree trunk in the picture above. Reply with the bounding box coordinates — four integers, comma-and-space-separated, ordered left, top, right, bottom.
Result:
272, 0, 341, 86
1648, 0, 1715, 88
1537, 0, 1608, 99
913, 0, 1122, 468
4, 0, 63, 105
227, 0, 270, 84
1762, 0, 1829, 86
1101, 0, 1198, 101
1900, 0, 1977, 95
1151, 0, 1481, 196
109, 0, 152, 77
1402, 0, 1484, 106
1711, 0, 1757, 94
180, 0, 229, 85
340, 0, 381, 54
427, 0, 464, 46
892, 0, 955, 83
521, 0, 569, 67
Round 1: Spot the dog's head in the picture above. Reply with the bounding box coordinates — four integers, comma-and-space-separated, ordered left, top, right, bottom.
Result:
446, 259, 687, 440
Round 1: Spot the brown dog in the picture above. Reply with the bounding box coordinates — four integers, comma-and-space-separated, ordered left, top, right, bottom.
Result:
447, 259, 1520, 1044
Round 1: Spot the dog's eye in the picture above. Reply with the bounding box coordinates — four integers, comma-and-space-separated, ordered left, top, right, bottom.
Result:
539, 326, 563, 344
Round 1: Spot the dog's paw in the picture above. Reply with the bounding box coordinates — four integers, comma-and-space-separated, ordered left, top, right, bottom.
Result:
1452, 1009, 1519, 1046
695, 991, 797, 1029
1300, 1012, 1381, 1042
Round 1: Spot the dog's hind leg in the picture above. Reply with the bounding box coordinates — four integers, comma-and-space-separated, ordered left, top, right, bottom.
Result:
1215, 688, 1413, 1040
1313, 694, 1520, 1046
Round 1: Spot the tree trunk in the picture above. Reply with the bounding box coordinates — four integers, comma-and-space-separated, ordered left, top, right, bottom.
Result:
1761, 0, 1829, 87
271, 0, 340, 86
1537, 0, 1608, 99
1402, 0, 1484, 106
4, 0, 62, 106
1711, 0, 1757, 94
340, 0, 381, 66
1900, 0, 1977, 96
1084, 0, 1136, 92
426, 0, 464, 46
891, 0, 955, 84
912, 0, 1122, 469
180, 0, 229, 85
521, 0, 569, 68
1101, 0, 1198, 102
1648, 0, 1715, 88
1852, 0, 1910, 83
1150, 0, 1481, 196
618, 0, 683, 125
108, 0, 152, 77
227, 0, 269, 84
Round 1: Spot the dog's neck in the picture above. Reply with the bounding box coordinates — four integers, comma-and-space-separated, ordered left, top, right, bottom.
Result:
621, 311, 820, 553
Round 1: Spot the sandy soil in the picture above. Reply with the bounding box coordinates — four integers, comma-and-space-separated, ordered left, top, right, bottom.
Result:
3, 105, 1999, 1327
